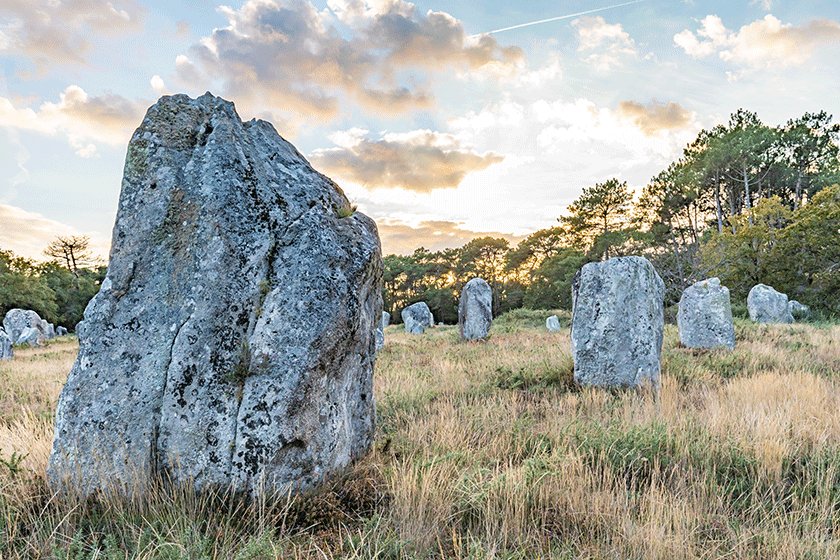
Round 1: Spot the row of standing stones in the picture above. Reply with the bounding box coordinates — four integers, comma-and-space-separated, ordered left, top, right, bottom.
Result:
44, 93, 814, 500
400, 258, 810, 395
392, 278, 494, 342
1, 308, 68, 360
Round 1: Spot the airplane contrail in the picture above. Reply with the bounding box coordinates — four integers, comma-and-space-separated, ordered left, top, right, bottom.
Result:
469, 0, 646, 38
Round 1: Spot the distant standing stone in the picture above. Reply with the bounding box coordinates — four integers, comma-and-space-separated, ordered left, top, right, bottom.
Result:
56, 326, 69, 336
402, 302, 433, 330
677, 277, 735, 350
382, 311, 390, 328
546, 315, 561, 332
17, 326, 43, 347
747, 284, 794, 323
0, 329, 12, 360
404, 315, 425, 335
3, 309, 48, 345
375, 326, 384, 351
788, 300, 810, 319
46, 323, 56, 339
459, 278, 492, 341
571, 256, 664, 392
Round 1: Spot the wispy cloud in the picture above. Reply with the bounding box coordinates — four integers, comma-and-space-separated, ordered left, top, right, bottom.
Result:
675, 14, 840, 68
616, 100, 694, 136
470, 0, 645, 37
0, 204, 109, 261
0, 85, 146, 152
376, 219, 524, 255
178, 0, 521, 128
0, 0, 146, 76
573, 16, 637, 72
310, 129, 504, 192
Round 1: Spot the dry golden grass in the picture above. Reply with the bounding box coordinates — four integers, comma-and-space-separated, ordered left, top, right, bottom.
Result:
3, 316, 840, 559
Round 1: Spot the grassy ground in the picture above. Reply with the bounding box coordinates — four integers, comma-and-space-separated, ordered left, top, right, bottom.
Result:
2, 313, 840, 559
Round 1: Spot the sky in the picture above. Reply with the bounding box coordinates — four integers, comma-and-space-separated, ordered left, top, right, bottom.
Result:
1, 0, 839, 261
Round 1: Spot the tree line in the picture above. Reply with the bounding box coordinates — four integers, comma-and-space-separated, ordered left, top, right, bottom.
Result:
2, 109, 838, 329
385, 109, 840, 322
0, 236, 105, 330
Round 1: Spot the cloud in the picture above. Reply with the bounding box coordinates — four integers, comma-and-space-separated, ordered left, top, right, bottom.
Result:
0, 204, 109, 262
174, 19, 191, 37
150, 75, 169, 96
573, 16, 636, 72
180, 0, 522, 124
448, 95, 702, 218
0, 0, 146, 76
674, 14, 840, 68
309, 129, 504, 192
616, 100, 694, 136
0, 85, 146, 152
376, 219, 525, 255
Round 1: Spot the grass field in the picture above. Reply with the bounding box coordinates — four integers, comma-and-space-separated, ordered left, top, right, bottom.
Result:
2, 311, 840, 559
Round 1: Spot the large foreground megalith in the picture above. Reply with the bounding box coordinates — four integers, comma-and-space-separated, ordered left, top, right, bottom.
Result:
571, 256, 664, 392
48, 93, 383, 497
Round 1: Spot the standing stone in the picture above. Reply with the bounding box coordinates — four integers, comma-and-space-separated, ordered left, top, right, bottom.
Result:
3, 309, 48, 344
46, 322, 56, 339
0, 328, 12, 360
458, 278, 492, 341
375, 326, 385, 351
571, 256, 664, 392
17, 326, 43, 347
402, 302, 433, 330
789, 300, 810, 319
546, 315, 561, 332
747, 284, 794, 324
48, 93, 383, 498
382, 311, 390, 328
56, 326, 69, 336
404, 316, 425, 335
677, 277, 735, 350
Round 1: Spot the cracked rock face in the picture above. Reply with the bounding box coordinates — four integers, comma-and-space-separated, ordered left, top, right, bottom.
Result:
571, 256, 664, 392
458, 278, 492, 341
48, 93, 383, 497
677, 278, 735, 350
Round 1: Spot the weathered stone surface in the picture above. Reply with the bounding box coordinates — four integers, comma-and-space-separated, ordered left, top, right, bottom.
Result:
375, 326, 384, 351
0, 328, 12, 360
571, 256, 664, 392
789, 300, 810, 319
404, 315, 425, 335
747, 284, 794, 324
17, 326, 43, 347
402, 302, 433, 329
677, 277, 735, 350
3, 309, 48, 344
459, 278, 492, 341
56, 326, 69, 336
46, 322, 56, 339
546, 315, 561, 332
48, 93, 383, 498
382, 311, 390, 328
